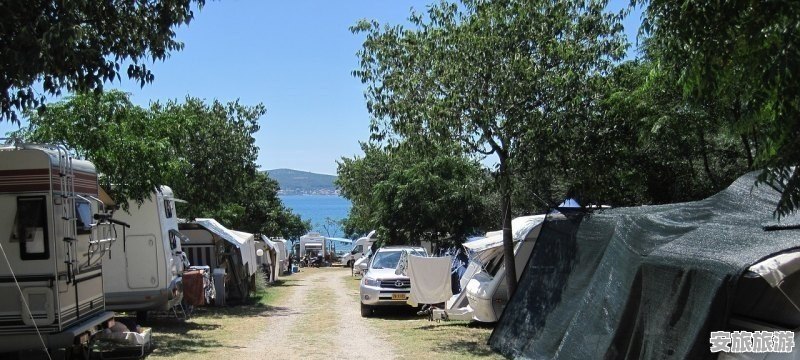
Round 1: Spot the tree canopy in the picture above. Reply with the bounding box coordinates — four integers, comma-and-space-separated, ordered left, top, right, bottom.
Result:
352, 0, 627, 294
17, 90, 309, 239
640, 0, 800, 216
336, 141, 494, 247
0, 0, 204, 123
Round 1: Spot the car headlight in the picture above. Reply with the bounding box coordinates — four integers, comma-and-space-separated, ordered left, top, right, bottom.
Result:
363, 277, 379, 287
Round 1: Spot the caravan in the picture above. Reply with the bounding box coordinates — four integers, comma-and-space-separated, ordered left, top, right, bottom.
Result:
178, 219, 257, 304
341, 230, 377, 269
0, 142, 119, 353
101, 186, 188, 320
430, 215, 545, 322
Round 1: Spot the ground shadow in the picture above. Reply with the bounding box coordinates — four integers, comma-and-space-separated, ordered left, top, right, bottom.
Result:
371, 306, 425, 321
436, 339, 500, 358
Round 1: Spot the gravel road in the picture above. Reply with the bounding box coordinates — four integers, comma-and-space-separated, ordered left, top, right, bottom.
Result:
236, 268, 397, 360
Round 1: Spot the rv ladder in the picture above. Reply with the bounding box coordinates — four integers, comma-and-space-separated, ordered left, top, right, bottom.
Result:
56, 146, 78, 284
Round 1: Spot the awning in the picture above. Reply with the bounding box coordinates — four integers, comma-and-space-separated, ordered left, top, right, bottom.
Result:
465, 215, 546, 253
748, 250, 800, 288
196, 218, 244, 249
327, 237, 353, 244
260, 235, 278, 251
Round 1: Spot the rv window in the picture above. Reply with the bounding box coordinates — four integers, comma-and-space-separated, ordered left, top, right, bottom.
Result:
164, 200, 173, 218
17, 196, 49, 260
351, 245, 363, 254
75, 201, 92, 235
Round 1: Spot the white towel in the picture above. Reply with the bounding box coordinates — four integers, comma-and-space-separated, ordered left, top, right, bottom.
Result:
407, 254, 452, 305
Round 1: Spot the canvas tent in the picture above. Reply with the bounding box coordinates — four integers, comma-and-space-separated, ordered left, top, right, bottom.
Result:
258, 235, 280, 283
489, 172, 800, 359
179, 219, 257, 303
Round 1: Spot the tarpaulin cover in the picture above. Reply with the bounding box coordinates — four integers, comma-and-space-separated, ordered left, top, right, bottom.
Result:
489, 172, 800, 359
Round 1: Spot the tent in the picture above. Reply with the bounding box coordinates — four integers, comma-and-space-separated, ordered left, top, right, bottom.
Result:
489, 172, 800, 359
178, 219, 257, 303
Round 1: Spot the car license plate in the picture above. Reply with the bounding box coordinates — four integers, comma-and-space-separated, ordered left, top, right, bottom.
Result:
392, 293, 407, 300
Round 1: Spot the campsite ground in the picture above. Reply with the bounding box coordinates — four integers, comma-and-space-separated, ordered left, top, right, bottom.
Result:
144, 267, 502, 360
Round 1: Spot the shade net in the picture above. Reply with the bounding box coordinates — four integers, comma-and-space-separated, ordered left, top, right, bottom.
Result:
489, 172, 800, 359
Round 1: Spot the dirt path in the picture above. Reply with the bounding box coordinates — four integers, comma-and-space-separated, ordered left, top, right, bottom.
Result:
236, 268, 396, 360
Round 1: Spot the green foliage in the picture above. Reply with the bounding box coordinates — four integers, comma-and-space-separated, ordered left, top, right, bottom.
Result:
0, 0, 205, 123
640, 0, 800, 216
18, 90, 310, 238
336, 142, 493, 246
352, 0, 627, 292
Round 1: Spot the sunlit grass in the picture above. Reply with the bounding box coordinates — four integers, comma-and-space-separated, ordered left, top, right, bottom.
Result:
343, 274, 503, 360
143, 271, 303, 360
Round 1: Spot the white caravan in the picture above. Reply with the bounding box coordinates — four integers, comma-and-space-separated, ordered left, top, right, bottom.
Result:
299, 232, 326, 259
0, 142, 119, 353
178, 219, 257, 303
102, 186, 188, 319
341, 230, 377, 268
431, 215, 545, 322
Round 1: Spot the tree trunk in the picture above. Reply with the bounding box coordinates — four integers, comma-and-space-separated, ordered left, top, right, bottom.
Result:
498, 159, 517, 297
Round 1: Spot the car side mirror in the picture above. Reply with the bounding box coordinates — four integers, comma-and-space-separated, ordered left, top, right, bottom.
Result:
358, 262, 369, 271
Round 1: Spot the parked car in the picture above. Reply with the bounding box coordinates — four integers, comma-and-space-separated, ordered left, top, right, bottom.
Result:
359, 246, 427, 317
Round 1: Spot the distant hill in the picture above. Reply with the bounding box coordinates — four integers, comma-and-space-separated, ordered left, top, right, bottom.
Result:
266, 169, 338, 196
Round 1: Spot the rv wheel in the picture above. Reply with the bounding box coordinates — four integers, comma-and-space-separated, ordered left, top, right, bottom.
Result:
360, 303, 373, 317
347, 260, 354, 269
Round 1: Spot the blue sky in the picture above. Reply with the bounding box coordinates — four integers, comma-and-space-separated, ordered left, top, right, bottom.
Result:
1, 0, 642, 175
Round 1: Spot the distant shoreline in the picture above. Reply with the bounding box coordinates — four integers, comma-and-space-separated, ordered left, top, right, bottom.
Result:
277, 192, 341, 196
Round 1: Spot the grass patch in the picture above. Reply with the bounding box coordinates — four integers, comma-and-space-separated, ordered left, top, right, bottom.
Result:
344, 274, 503, 360
143, 272, 306, 360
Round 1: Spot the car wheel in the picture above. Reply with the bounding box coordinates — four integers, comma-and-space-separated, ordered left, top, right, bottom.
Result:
360, 302, 373, 318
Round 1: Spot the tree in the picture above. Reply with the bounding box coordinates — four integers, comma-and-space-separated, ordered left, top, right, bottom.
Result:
18, 90, 309, 237
639, 0, 800, 216
352, 0, 626, 295
19, 91, 173, 207
0, 0, 204, 123
336, 141, 493, 247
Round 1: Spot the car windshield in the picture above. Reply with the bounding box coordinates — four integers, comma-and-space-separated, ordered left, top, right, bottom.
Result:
370, 249, 425, 269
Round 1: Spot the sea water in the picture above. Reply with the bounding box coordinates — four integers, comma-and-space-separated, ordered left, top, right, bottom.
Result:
278, 195, 354, 253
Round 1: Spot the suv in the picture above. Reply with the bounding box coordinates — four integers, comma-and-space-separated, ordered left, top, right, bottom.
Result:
359, 246, 427, 317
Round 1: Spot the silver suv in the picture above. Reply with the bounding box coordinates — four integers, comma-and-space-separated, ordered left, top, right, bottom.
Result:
359, 246, 427, 317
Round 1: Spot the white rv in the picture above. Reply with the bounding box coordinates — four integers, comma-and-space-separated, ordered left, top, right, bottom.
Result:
0, 142, 118, 354
299, 232, 326, 259
431, 215, 545, 322
341, 230, 377, 268
102, 186, 187, 319
178, 219, 257, 303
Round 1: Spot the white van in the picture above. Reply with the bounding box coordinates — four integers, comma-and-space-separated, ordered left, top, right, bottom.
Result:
342, 230, 377, 268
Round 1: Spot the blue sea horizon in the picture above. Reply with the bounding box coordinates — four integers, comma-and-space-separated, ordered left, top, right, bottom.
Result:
279, 194, 355, 253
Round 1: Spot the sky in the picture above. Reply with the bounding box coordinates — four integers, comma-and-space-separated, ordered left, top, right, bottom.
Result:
1, 0, 643, 176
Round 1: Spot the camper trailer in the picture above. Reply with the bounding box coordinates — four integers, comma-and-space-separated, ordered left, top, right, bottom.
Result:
102, 186, 188, 319
431, 215, 545, 322
178, 219, 257, 303
341, 230, 377, 268
0, 143, 119, 354
299, 232, 326, 260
